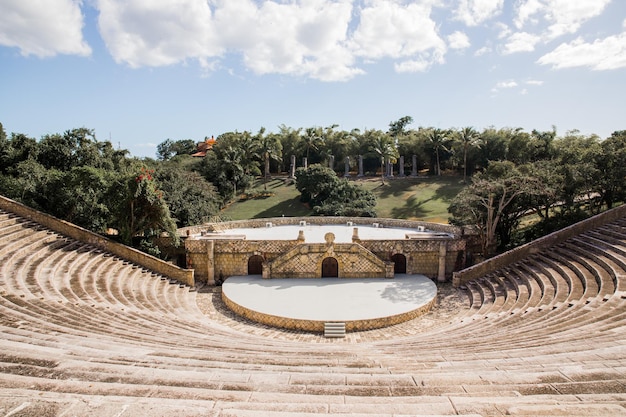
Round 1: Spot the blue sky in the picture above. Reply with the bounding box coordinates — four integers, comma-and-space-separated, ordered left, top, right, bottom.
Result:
1, 0, 625, 158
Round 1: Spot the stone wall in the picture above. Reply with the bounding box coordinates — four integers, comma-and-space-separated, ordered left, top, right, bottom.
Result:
269, 241, 391, 279
179, 216, 462, 236
452, 203, 626, 287
186, 218, 466, 284
0, 195, 195, 287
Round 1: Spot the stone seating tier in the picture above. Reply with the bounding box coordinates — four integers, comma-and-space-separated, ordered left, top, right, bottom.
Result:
1, 205, 626, 416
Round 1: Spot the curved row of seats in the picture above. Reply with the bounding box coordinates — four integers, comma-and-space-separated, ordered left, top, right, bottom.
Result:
1, 207, 626, 416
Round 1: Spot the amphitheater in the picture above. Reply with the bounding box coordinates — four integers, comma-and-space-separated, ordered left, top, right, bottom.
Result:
1, 194, 626, 416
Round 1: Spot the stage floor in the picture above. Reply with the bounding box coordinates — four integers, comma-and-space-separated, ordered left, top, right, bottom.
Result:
221, 275, 438, 332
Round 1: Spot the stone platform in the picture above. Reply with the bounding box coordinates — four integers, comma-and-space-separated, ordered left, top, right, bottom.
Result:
221, 274, 438, 332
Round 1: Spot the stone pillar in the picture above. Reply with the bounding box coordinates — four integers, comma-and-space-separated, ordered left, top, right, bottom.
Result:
387, 159, 394, 178
297, 230, 305, 243
357, 155, 364, 177
438, 242, 447, 283
352, 227, 360, 243
399, 155, 405, 177
411, 155, 418, 177
206, 240, 215, 285
289, 155, 296, 178
329, 155, 335, 170
302, 157, 308, 169
344, 156, 351, 177
385, 263, 394, 279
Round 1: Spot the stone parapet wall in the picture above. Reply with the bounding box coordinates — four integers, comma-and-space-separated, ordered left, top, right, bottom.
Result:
179, 216, 462, 236
0, 195, 194, 287
453, 203, 626, 287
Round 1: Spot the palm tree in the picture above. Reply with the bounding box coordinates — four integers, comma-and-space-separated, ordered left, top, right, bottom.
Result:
368, 131, 398, 185
458, 127, 481, 182
428, 128, 450, 176
220, 145, 245, 198
300, 127, 323, 163
257, 133, 283, 190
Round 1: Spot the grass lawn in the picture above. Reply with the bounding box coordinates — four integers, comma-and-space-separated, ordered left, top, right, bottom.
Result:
220, 175, 465, 223
221, 178, 311, 220
362, 176, 464, 223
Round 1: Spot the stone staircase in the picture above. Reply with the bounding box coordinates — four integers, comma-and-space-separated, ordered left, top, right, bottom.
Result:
0, 207, 626, 416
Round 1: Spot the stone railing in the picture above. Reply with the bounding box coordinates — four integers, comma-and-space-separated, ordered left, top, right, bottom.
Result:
0, 195, 194, 287
179, 216, 462, 236
452, 203, 626, 287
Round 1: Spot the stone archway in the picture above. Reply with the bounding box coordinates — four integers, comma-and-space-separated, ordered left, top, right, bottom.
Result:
321, 257, 339, 278
248, 255, 264, 275
391, 253, 407, 274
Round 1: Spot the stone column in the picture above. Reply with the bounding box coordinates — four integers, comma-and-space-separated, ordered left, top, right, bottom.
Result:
302, 157, 308, 169
387, 159, 394, 178
357, 155, 364, 177
206, 240, 215, 285
411, 155, 418, 177
344, 156, 351, 177
289, 155, 296, 178
329, 155, 335, 170
399, 155, 405, 177
438, 242, 447, 283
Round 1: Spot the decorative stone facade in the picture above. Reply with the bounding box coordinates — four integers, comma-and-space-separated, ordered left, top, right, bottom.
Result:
185, 217, 466, 285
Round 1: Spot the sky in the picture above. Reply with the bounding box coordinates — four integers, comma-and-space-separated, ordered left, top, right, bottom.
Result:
1, 0, 625, 158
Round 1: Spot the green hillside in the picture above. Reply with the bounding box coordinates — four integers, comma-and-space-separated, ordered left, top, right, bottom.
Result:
220, 176, 464, 223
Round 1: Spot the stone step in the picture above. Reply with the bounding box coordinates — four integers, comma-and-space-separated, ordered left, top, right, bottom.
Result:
324, 322, 346, 338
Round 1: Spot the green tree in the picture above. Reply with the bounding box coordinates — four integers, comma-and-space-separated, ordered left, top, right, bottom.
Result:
366, 130, 398, 184
155, 166, 221, 227
295, 164, 376, 217
553, 131, 601, 214
449, 161, 543, 255
157, 139, 197, 160
112, 167, 179, 246
47, 166, 117, 232
456, 126, 481, 182
300, 126, 324, 163
427, 128, 451, 176
596, 131, 626, 209
257, 132, 283, 190
388, 116, 413, 139
156, 139, 176, 160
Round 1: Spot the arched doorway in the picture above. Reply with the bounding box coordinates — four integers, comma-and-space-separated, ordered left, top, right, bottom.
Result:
248, 255, 264, 275
391, 253, 407, 274
321, 257, 339, 278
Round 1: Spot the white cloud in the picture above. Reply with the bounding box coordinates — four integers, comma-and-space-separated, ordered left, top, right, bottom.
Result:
494, 22, 512, 39
454, 0, 504, 26
474, 45, 492, 56
0, 0, 91, 57
97, 0, 361, 81
513, 0, 543, 29
97, 0, 217, 68
351, 2, 446, 59
543, 0, 612, 39
525, 79, 544, 85
447, 31, 471, 50
502, 31, 541, 54
495, 80, 518, 89
513, 0, 612, 39
350, 1, 447, 73
491, 79, 518, 93
537, 33, 626, 70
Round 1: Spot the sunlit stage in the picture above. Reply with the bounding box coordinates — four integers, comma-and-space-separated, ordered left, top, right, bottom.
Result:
221, 275, 438, 333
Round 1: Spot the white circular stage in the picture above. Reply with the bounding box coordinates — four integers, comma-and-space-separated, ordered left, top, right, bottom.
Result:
221, 275, 438, 333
